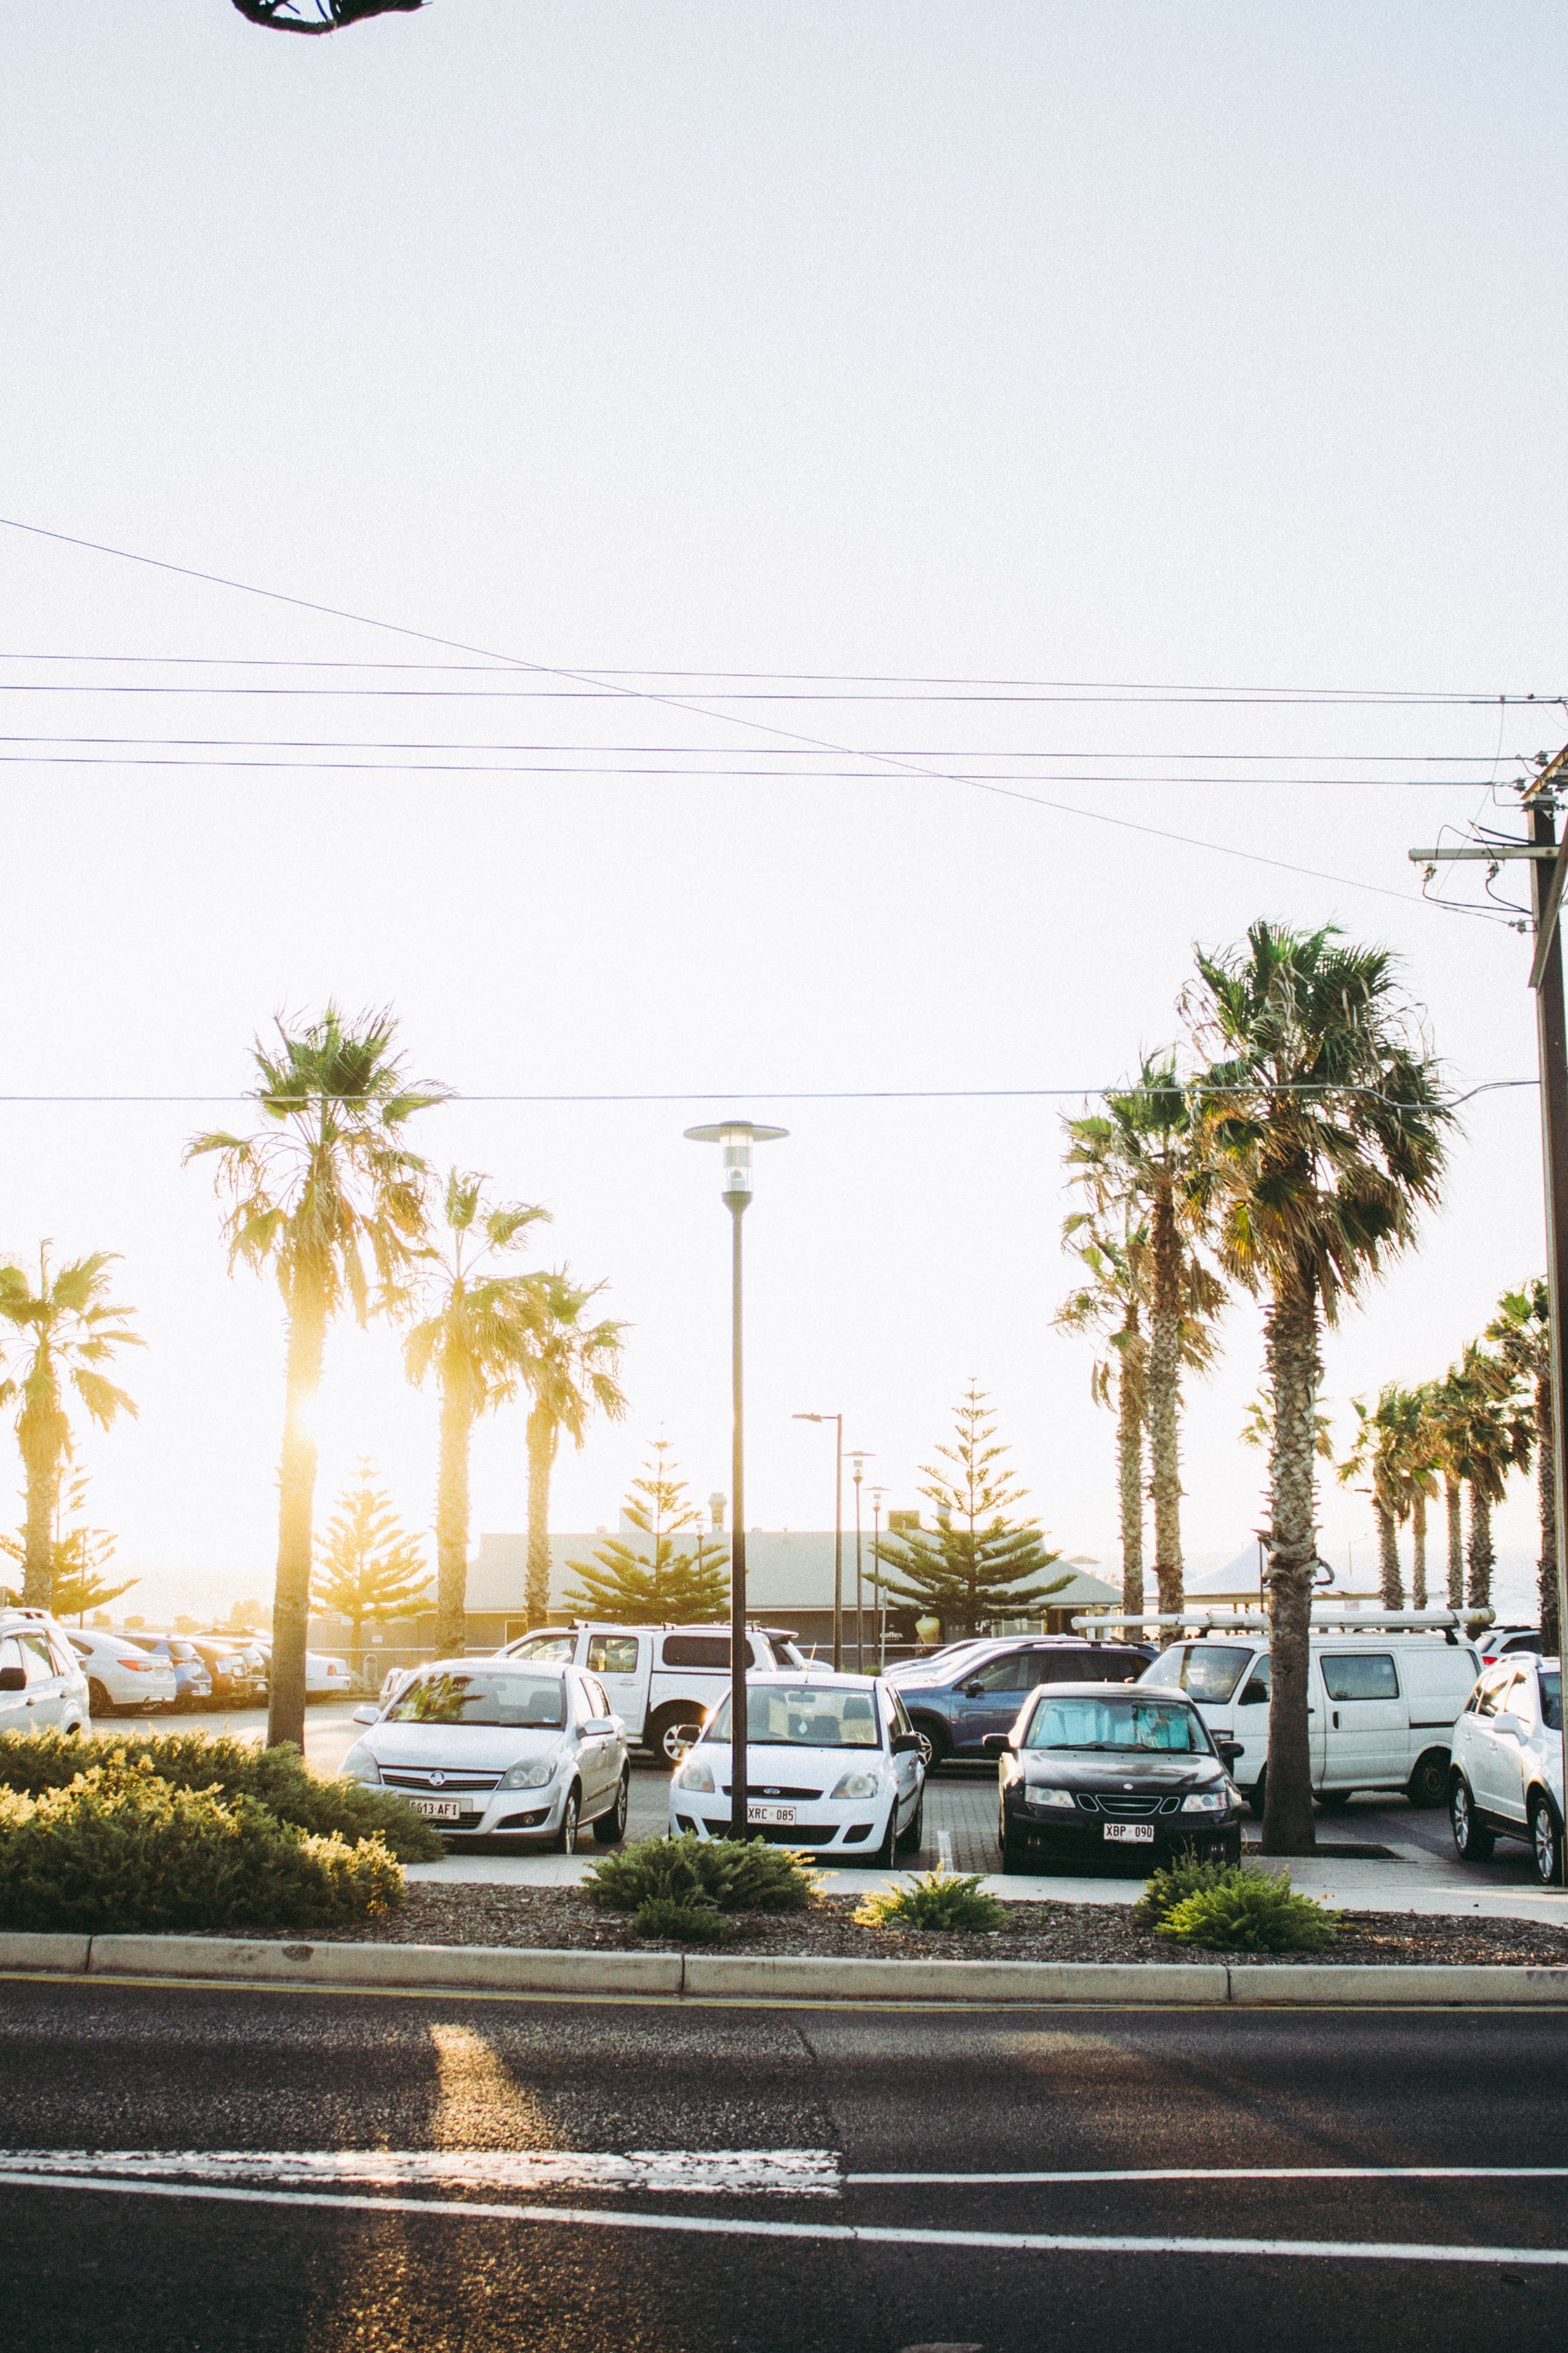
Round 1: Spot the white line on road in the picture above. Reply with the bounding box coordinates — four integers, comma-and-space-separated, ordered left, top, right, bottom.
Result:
2, 2171, 1567, 2265
936, 1830, 955, 1870
0, 2149, 839, 2197
846, 2166, 1568, 2187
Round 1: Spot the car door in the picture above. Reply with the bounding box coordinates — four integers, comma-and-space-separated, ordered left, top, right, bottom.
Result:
0, 1635, 33, 1732
1463, 1665, 1511, 1810
17, 1630, 67, 1727
1318, 1652, 1405, 1789
881, 1686, 921, 1829
1229, 1651, 1272, 1788
950, 1647, 1037, 1753
1485, 1667, 1532, 1825
575, 1673, 617, 1810
586, 1633, 645, 1738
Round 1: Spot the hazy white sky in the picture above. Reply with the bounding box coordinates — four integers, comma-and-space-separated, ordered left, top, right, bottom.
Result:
1, 2, 1565, 1620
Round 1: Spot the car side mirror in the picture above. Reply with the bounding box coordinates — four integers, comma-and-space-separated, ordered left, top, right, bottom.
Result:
890, 1731, 923, 1755
0, 1666, 24, 1694
961, 1681, 984, 1700
981, 1732, 1014, 1756
583, 1715, 619, 1737
1216, 1739, 1244, 1765
351, 1704, 380, 1726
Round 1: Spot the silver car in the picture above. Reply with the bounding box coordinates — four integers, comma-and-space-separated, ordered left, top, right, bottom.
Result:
341, 1658, 630, 1851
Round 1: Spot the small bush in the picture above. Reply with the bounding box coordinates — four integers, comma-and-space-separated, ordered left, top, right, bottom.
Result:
1154, 1868, 1342, 1953
1134, 1853, 1245, 1930
0, 1760, 404, 1935
633, 1896, 732, 1944
584, 1832, 820, 1916
0, 1729, 442, 1863
854, 1870, 1006, 1933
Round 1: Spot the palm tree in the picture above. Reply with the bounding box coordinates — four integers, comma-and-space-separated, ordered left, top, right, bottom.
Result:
1486, 1281, 1558, 1650
186, 1004, 443, 1745
517, 1275, 629, 1626
1185, 921, 1451, 1854
1054, 1217, 1149, 1618
1063, 1057, 1225, 1614
403, 1171, 551, 1655
1423, 1368, 1476, 1609
0, 1248, 141, 1608
1338, 1385, 1432, 1609
1439, 1340, 1531, 1620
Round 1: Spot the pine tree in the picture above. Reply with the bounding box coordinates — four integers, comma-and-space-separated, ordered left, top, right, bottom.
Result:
311, 1459, 431, 1647
876, 1387, 1070, 1638
0, 1467, 137, 1619
564, 1443, 728, 1623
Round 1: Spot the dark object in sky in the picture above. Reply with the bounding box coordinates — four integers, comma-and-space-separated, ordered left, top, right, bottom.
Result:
231, 0, 425, 33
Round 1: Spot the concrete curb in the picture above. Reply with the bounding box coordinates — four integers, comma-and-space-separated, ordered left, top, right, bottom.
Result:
2, 1932, 1567, 2005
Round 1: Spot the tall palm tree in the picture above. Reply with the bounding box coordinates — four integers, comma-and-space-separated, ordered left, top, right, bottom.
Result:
516, 1274, 629, 1626
1486, 1281, 1558, 1650
1063, 1057, 1224, 1615
1337, 1384, 1432, 1609
1423, 1367, 1476, 1609
186, 1004, 443, 1745
403, 1171, 552, 1656
1054, 1217, 1149, 1618
1185, 922, 1451, 1854
0, 1249, 141, 1607
1439, 1339, 1531, 1620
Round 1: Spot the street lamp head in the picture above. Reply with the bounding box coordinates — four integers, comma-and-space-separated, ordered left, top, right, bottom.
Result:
849, 1450, 875, 1481
685, 1119, 788, 1207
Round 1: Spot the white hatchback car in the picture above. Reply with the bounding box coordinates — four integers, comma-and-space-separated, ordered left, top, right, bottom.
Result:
0, 1607, 91, 1734
668, 1672, 926, 1864
1449, 1653, 1564, 1884
341, 1658, 631, 1851
67, 1628, 178, 1717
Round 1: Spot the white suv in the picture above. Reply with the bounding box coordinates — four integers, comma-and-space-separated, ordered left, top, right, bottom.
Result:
1449, 1653, 1564, 1885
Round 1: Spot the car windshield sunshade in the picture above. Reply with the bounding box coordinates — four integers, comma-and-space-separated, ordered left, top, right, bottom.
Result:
1024, 1694, 1206, 1753
709, 1687, 882, 1748
386, 1672, 566, 1728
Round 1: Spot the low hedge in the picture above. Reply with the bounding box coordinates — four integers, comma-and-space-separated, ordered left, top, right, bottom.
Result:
0, 1759, 404, 1935
584, 1833, 820, 1924
0, 1729, 442, 1863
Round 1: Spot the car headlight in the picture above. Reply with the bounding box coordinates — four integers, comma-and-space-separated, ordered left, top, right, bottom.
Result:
1181, 1790, 1227, 1813
675, 1757, 716, 1793
499, 1755, 560, 1791
1025, 1787, 1076, 1809
829, 1769, 881, 1802
339, 1743, 381, 1785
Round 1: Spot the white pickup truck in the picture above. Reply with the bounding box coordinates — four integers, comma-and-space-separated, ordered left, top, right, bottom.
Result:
500, 1623, 823, 1762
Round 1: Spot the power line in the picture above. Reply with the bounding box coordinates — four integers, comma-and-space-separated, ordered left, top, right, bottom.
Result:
0, 1079, 1535, 1107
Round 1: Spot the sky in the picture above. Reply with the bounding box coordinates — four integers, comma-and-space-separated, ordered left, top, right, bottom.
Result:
0, 1, 1565, 1623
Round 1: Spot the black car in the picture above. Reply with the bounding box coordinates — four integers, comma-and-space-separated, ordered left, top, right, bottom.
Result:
989, 1680, 1243, 1873
890, 1636, 1154, 1767
188, 1637, 266, 1709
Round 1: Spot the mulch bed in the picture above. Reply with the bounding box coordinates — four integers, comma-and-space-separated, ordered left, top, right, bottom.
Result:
234, 1883, 1568, 1968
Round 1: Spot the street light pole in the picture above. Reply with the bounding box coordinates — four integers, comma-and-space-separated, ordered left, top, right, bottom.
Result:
849, 1451, 875, 1672
686, 1119, 788, 1841
871, 1485, 887, 1670
794, 1410, 843, 1667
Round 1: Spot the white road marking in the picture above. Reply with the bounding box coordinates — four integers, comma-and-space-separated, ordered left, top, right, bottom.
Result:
936, 1830, 956, 1870
847, 2165, 1568, 2187
0, 2148, 840, 2196
1, 2172, 1566, 2264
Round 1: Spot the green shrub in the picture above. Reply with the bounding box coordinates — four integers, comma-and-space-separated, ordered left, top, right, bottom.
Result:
1154, 1868, 1342, 1953
0, 1759, 404, 1936
854, 1870, 1006, 1933
632, 1896, 732, 1944
1134, 1852, 1247, 1930
584, 1832, 820, 1916
0, 1729, 442, 1863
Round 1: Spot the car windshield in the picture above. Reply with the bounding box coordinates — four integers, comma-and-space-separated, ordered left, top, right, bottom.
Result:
1542, 1669, 1562, 1733
385, 1671, 566, 1728
1024, 1694, 1207, 1753
708, 1686, 882, 1748
511, 1633, 576, 1662
1152, 1645, 1255, 1703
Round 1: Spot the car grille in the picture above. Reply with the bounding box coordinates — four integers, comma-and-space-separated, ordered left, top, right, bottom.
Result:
380, 1768, 503, 1795
720, 1784, 823, 1801
1076, 1794, 1185, 1818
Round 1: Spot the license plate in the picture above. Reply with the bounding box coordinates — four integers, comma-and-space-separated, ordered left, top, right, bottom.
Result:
1104, 1821, 1156, 1843
410, 1798, 463, 1822
747, 1803, 796, 1827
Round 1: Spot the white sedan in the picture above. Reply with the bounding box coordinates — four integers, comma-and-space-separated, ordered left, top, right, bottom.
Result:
668, 1671, 925, 1865
307, 1651, 356, 1699
340, 1659, 631, 1851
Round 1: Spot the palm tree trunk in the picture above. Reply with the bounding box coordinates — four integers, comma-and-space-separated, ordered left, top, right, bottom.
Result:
435, 1372, 471, 1658
1466, 1483, 1495, 1618
1117, 1345, 1146, 1620
17, 1405, 62, 1609
1146, 1192, 1184, 1616
268, 1286, 325, 1750
1376, 1501, 1403, 1609
1261, 1278, 1321, 1856
1537, 1370, 1559, 1655
1445, 1477, 1463, 1606
1410, 1491, 1428, 1610
525, 1402, 557, 1626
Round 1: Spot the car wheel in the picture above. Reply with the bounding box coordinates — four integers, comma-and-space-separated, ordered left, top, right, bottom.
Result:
649, 1706, 704, 1768
1450, 1773, 1494, 1861
1530, 1792, 1563, 1887
911, 1718, 950, 1771
999, 1830, 1031, 1876
592, 1770, 631, 1846
1247, 1770, 1267, 1822
1406, 1749, 1450, 1811
87, 1679, 113, 1719
1315, 1789, 1352, 1812
555, 1785, 581, 1855
895, 1788, 924, 1856
867, 1809, 899, 1870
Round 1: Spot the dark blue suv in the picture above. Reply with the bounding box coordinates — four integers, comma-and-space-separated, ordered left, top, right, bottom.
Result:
892, 1637, 1152, 1766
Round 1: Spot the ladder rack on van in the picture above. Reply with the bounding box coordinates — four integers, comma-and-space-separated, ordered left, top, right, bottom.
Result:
1071, 1606, 1491, 1638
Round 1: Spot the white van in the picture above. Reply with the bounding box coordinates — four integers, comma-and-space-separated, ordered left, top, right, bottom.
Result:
1141, 1629, 1482, 1811
498, 1623, 824, 1763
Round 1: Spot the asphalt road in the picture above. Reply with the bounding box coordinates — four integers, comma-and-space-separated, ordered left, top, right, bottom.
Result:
2, 1978, 1565, 2352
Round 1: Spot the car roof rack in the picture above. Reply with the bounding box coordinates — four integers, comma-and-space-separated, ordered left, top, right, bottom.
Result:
1072, 1606, 1491, 1639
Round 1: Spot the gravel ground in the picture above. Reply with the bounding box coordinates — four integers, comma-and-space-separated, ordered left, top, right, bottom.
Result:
240, 1883, 1568, 1967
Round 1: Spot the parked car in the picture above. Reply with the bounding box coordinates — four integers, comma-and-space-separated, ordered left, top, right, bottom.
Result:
341, 1658, 630, 1851
1143, 1629, 1482, 1811
0, 1607, 91, 1734
1477, 1624, 1543, 1670
1449, 1653, 1564, 1884
895, 1636, 1152, 1768
669, 1671, 926, 1863
307, 1652, 355, 1701
66, 1628, 178, 1716
138, 1637, 213, 1710
501, 1622, 824, 1763
990, 1680, 1243, 1874
187, 1638, 266, 1710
